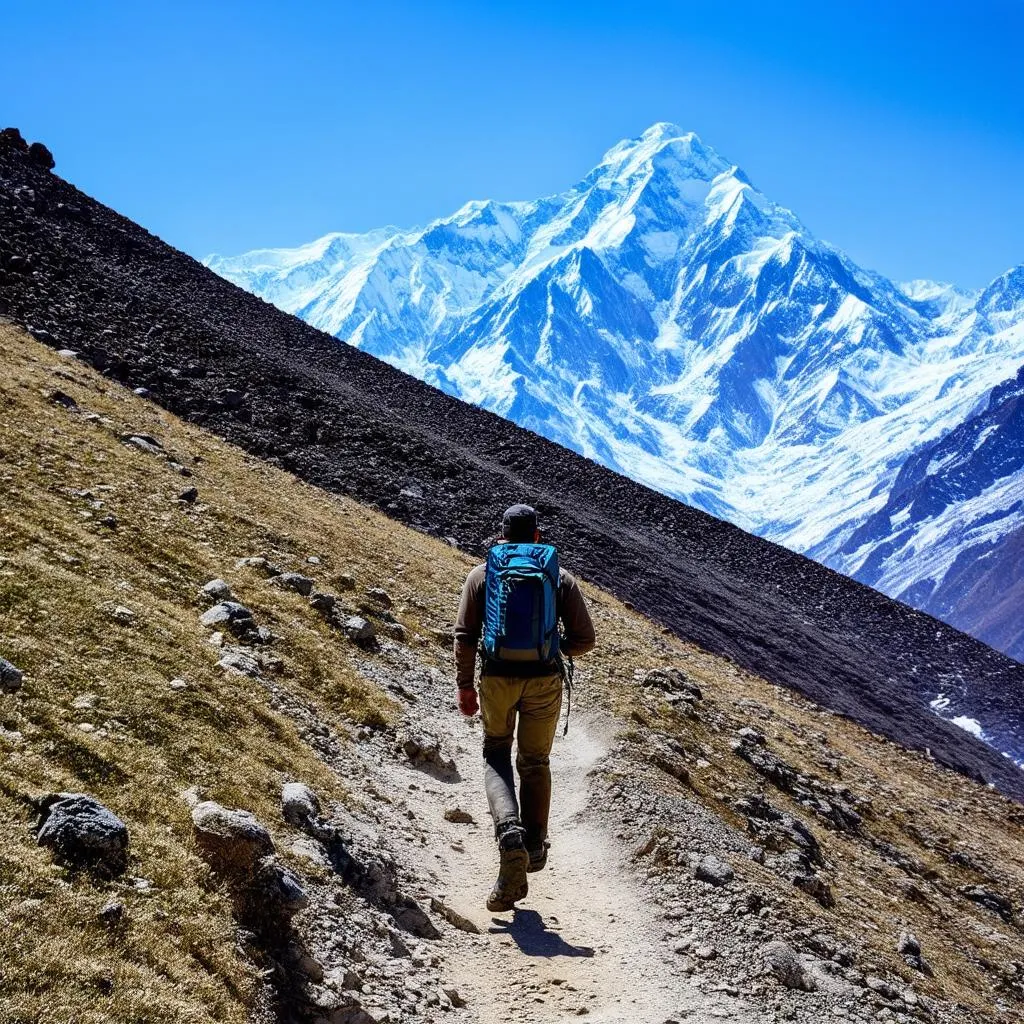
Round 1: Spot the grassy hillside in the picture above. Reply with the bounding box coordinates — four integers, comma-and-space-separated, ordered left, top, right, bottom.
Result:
1, 321, 1022, 1024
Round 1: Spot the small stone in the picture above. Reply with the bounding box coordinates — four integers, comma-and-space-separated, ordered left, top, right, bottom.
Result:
281, 782, 321, 829
254, 857, 308, 918
0, 657, 25, 693
695, 855, 734, 886
275, 572, 314, 597
866, 976, 899, 1000
218, 649, 261, 677
960, 885, 1014, 922
168, 678, 188, 691
365, 587, 393, 608
694, 944, 717, 960
793, 873, 835, 908
199, 579, 233, 603
897, 932, 920, 957
99, 515, 118, 529
200, 601, 255, 635
737, 727, 766, 745
444, 807, 475, 824
124, 434, 163, 455
389, 929, 412, 957
110, 606, 135, 625
133, 387, 151, 399
430, 896, 481, 934
443, 987, 466, 1009
99, 901, 125, 926
762, 940, 815, 992
48, 389, 78, 409
344, 616, 375, 643
309, 591, 336, 615
178, 487, 199, 504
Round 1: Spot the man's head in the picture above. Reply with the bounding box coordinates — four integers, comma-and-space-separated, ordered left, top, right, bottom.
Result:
501, 503, 540, 543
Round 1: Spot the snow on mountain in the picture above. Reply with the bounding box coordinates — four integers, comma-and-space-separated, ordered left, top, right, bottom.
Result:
206, 123, 1024, 665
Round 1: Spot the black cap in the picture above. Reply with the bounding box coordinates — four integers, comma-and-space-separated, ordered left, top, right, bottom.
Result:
501, 503, 538, 541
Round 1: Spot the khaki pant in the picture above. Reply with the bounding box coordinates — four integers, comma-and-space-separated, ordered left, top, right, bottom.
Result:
479, 672, 563, 849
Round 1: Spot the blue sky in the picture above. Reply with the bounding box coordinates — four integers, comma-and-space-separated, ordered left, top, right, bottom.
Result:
2, 0, 1022, 287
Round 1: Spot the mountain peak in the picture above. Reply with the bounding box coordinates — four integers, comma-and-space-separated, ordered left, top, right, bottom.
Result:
597, 124, 731, 185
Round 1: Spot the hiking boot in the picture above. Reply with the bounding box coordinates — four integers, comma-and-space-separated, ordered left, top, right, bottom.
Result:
527, 839, 550, 874
486, 825, 529, 912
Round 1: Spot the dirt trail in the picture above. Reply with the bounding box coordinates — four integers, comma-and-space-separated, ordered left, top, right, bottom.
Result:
368, 698, 770, 1024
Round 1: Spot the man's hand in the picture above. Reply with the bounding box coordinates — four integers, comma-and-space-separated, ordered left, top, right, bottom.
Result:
457, 686, 479, 717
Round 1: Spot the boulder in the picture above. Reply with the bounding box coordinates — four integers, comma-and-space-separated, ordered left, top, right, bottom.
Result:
218, 648, 261, 677
762, 940, 816, 991
282, 782, 322, 829
960, 885, 1014, 922
365, 587, 393, 608
694, 854, 734, 886
27, 141, 55, 170
309, 591, 337, 615
0, 656, 24, 693
35, 793, 129, 877
793, 872, 835, 908
0, 127, 28, 155
199, 578, 234, 603
253, 856, 308, 919
275, 572, 314, 596
178, 486, 199, 504
191, 800, 274, 876
200, 601, 255, 635
344, 616, 375, 643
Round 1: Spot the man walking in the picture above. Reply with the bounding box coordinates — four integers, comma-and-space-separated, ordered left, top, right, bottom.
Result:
454, 504, 596, 911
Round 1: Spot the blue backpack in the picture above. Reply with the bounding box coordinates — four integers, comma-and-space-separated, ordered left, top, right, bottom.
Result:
482, 543, 561, 664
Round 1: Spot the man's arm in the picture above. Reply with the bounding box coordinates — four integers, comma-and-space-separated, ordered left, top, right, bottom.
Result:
453, 565, 486, 689
559, 571, 596, 657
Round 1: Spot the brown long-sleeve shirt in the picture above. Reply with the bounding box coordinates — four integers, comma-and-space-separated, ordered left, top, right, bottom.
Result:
453, 562, 597, 687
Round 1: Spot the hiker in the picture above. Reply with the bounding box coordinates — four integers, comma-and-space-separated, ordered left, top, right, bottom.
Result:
454, 503, 596, 911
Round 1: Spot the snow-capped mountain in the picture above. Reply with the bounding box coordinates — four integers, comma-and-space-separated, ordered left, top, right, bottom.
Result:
206, 124, 1024, 662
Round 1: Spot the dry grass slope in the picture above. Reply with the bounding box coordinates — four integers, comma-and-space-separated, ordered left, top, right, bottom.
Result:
1, 321, 1022, 1023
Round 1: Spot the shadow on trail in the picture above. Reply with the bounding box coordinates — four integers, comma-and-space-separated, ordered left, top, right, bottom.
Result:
489, 909, 595, 958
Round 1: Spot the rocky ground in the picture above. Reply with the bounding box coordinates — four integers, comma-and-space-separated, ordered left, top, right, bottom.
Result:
1, 128, 1023, 800
1, 322, 1022, 1024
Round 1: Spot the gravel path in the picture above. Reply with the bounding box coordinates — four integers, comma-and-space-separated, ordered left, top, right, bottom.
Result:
359, 675, 770, 1024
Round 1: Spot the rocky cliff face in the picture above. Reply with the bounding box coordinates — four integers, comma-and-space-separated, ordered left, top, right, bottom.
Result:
207, 124, 1024, 662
